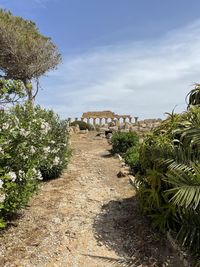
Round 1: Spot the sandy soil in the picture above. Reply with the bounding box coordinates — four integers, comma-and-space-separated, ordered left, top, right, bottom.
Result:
0, 132, 182, 267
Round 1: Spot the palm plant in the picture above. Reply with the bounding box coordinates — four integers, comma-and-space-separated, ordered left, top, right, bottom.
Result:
137, 98, 200, 262
187, 83, 200, 108
166, 162, 200, 210
162, 128, 200, 254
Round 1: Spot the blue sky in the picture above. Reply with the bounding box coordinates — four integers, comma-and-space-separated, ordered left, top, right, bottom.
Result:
1, 0, 200, 119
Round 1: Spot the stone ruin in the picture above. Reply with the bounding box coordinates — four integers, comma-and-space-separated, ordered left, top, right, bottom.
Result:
68, 111, 136, 125
81, 111, 134, 125
68, 110, 162, 136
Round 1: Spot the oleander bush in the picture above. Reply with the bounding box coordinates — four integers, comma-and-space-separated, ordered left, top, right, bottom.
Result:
70, 120, 92, 131
0, 102, 69, 228
111, 132, 139, 155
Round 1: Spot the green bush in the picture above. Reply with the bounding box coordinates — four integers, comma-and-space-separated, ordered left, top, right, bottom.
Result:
124, 145, 140, 173
139, 133, 174, 172
70, 120, 92, 131
111, 132, 139, 155
0, 102, 70, 228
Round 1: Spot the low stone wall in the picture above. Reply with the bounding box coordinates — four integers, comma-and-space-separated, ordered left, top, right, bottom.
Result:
68, 125, 89, 135
100, 118, 162, 135
68, 125, 80, 135
129, 118, 162, 134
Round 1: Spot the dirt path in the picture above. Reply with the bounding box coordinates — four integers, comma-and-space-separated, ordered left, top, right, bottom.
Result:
0, 132, 181, 267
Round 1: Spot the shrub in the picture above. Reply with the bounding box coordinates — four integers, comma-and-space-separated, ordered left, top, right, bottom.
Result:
111, 132, 139, 155
70, 120, 92, 131
124, 145, 140, 173
136, 90, 200, 261
139, 133, 174, 172
0, 102, 70, 228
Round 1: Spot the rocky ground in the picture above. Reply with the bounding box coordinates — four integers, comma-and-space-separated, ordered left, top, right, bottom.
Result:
0, 132, 182, 267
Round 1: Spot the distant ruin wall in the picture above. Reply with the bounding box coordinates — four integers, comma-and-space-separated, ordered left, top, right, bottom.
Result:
68, 116, 162, 135
81, 110, 132, 124
82, 111, 116, 118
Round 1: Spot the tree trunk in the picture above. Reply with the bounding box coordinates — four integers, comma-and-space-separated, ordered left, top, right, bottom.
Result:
24, 79, 33, 104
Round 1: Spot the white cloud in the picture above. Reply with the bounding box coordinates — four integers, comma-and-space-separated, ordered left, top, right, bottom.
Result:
38, 19, 200, 119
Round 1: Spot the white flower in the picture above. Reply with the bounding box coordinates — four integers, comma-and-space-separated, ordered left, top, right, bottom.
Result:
4, 140, 10, 145
18, 170, 25, 181
20, 128, 29, 137
0, 147, 4, 154
41, 122, 51, 134
2, 123, 9, 130
53, 156, 60, 165
37, 170, 43, 180
43, 146, 51, 154
30, 146, 36, 154
32, 168, 43, 180
0, 193, 5, 203
52, 148, 59, 153
19, 170, 24, 175
8, 171, 17, 182
51, 140, 55, 144
32, 168, 36, 173
0, 179, 3, 189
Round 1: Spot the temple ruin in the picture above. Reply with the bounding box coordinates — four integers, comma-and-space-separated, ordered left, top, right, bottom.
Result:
80, 110, 132, 125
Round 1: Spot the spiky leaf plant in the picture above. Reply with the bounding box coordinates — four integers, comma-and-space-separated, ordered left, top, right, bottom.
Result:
187, 83, 200, 108
166, 163, 200, 210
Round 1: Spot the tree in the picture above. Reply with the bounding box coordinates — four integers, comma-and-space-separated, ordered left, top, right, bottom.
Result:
0, 9, 61, 101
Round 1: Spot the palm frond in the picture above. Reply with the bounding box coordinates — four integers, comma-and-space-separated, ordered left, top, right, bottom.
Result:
166, 163, 200, 209
180, 128, 200, 152
187, 83, 200, 108
176, 209, 200, 252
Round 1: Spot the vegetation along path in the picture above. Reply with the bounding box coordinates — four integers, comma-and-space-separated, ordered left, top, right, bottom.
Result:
0, 132, 182, 267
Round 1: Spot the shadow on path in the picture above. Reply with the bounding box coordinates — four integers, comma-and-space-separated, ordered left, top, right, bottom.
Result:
92, 197, 181, 267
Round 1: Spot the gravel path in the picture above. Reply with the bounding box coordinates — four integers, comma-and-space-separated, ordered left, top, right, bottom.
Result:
0, 132, 182, 267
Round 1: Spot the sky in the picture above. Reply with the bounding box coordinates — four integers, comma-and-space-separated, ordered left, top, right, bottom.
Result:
1, 0, 200, 119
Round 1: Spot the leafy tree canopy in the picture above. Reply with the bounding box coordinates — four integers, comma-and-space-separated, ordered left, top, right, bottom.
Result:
0, 9, 61, 100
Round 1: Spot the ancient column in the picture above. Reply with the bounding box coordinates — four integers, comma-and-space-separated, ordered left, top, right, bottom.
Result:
134, 117, 138, 124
